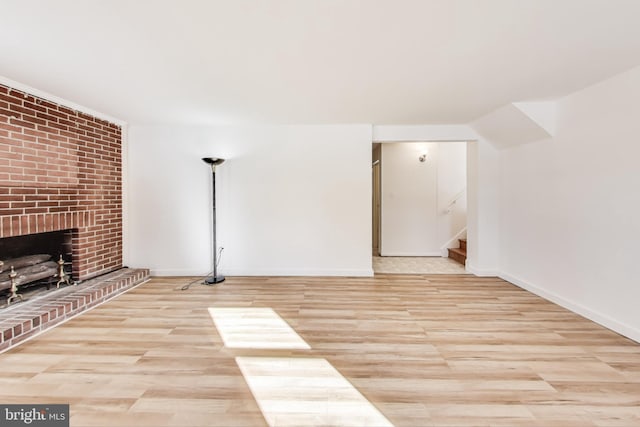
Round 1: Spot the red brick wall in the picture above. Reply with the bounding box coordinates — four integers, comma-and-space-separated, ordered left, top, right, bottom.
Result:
0, 83, 122, 280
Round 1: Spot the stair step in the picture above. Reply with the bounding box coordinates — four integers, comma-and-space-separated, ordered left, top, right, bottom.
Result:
459, 239, 467, 250
448, 247, 467, 265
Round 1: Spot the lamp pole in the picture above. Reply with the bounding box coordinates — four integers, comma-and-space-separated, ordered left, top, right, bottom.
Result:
202, 157, 225, 284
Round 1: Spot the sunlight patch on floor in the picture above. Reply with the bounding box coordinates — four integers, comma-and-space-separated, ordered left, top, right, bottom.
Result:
208, 307, 310, 349
236, 357, 394, 427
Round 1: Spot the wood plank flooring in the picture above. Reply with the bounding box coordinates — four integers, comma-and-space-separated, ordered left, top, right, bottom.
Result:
0, 275, 639, 426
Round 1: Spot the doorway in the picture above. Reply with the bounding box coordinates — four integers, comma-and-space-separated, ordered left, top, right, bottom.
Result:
371, 141, 468, 274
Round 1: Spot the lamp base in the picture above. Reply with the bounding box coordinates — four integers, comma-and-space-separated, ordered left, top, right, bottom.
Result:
204, 275, 225, 285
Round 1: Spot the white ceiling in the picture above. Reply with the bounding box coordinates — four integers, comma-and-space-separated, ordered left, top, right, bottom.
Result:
2, 0, 640, 126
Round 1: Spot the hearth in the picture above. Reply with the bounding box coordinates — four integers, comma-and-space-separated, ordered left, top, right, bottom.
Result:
0, 267, 150, 353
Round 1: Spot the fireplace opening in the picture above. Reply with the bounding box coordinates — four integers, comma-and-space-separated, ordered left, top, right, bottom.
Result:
0, 230, 74, 306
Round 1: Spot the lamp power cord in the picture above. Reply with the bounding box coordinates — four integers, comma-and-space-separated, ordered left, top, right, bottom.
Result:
180, 247, 224, 291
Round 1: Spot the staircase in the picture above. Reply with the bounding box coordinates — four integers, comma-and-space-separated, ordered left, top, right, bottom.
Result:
448, 239, 467, 265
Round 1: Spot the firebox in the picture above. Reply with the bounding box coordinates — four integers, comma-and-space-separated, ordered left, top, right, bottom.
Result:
0, 230, 73, 261
0, 230, 74, 302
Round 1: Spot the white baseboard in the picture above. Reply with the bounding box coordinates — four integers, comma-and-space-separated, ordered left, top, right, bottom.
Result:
465, 263, 499, 277
148, 269, 211, 277
501, 272, 640, 344
150, 268, 374, 277
379, 252, 443, 257
223, 268, 374, 277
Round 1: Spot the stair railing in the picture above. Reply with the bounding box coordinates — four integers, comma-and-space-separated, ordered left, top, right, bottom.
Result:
443, 187, 466, 214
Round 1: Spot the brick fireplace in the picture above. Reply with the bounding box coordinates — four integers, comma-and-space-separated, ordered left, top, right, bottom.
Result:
0, 83, 150, 352
1, 83, 122, 281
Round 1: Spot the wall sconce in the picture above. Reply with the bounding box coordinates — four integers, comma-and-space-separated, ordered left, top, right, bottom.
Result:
418, 152, 428, 162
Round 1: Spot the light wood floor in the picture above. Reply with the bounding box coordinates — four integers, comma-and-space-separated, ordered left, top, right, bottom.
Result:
1, 275, 639, 427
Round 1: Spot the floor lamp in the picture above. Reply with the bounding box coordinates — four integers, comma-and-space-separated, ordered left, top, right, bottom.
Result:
202, 157, 225, 284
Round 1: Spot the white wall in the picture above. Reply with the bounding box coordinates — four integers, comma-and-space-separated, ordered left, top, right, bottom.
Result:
496, 65, 640, 342
381, 142, 439, 255
127, 125, 373, 277
373, 125, 478, 142
380, 141, 467, 256
465, 138, 501, 276
437, 142, 468, 253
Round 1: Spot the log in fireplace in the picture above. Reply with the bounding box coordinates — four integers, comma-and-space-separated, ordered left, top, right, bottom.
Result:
0, 230, 74, 306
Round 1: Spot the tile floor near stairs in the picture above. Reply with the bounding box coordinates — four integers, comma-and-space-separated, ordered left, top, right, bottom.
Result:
373, 256, 467, 274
